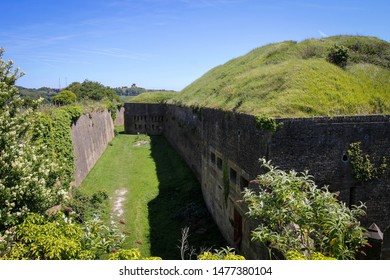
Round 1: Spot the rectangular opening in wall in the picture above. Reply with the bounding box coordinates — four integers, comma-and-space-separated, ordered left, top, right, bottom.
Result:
217, 157, 223, 170
230, 168, 237, 184
210, 152, 216, 165
240, 176, 249, 190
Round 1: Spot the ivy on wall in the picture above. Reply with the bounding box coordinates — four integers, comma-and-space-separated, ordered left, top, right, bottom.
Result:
32, 105, 82, 185
347, 142, 387, 182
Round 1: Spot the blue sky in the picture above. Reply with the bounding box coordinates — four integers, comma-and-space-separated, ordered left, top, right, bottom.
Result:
1, 0, 389, 90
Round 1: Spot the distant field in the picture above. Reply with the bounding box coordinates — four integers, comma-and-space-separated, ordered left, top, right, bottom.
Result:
79, 126, 227, 259
133, 36, 390, 117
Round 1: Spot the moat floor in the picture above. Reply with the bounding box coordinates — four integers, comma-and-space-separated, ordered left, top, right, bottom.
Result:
79, 126, 227, 259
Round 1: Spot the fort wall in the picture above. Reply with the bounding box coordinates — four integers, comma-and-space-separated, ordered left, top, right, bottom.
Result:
71, 110, 115, 186
124, 103, 390, 259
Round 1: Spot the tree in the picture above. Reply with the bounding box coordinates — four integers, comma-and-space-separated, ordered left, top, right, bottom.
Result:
65, 80, 118, 101
52, 90, 77, 105
243, 159, 368, 260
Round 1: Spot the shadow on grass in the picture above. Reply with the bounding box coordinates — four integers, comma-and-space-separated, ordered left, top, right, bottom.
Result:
148, 136, 228, 260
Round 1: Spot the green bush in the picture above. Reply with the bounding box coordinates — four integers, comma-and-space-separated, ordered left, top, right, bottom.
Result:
0, 213, 124, 260
243, 159, 368, 260
67, 190, 109, 223
109, 248, 162, 260
327, 44, 349, 68
286, 250, 335, 260
255, 115, 282, 133
347, 142, 387, 182
197, 247, 245, 260
0, 213, 93, 260
52, 90, 77, 105
1, 50, 68, 230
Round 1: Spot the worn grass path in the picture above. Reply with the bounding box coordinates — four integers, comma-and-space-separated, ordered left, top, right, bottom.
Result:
79, 126, 226, 259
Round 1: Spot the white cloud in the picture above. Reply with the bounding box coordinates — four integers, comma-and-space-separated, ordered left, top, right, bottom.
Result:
318, 30, 328, 37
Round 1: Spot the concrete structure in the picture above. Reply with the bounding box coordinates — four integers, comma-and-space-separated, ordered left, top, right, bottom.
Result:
124, 103, 390, 259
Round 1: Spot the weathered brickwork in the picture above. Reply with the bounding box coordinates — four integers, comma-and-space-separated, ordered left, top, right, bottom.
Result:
124, 103, 390, 259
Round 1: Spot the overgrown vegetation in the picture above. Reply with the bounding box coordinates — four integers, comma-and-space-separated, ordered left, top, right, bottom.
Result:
327, 44, 350, 68
66, 80, 118, 102
197, 247, 245, 260
347, 142, 387, 182
52, 90, 77, 105
166, 36, 390, 117
243, 159, 368, 260
0, 49, 124, 260
79, 129, 228, 259
255, 114, 282, 133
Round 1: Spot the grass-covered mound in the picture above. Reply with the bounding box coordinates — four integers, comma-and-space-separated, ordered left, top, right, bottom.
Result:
129, 90, 178, 104
169, 36, 390, 117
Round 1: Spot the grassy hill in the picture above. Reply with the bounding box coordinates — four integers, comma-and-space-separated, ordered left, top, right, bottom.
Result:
136, 36, 390, 117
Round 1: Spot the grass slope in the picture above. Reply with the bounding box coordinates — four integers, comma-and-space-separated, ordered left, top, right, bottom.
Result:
129, 90, 178, 104
79, 127, 227, 259
135, 36, 390, 117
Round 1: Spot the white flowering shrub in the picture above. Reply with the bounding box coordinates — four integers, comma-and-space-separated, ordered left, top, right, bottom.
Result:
0, 49, 68, 230
0, 50, 126, 260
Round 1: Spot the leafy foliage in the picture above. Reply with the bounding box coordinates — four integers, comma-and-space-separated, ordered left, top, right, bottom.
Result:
347, 142, 387, 182
67, 189, 109, 223
109, 248, 162, 260
255, 114, 282, 133
286, 250, 335, 260
243, 159, 368, 260
17, 86, 59, 104
113, 85, 146, 96
197, 247, 245, 260
327, 44, 349, 68
0, 213, 124, 260
0, 49, 69, 230
0, 213, 92, 260
1, 51, 126, 260
52, 90, 77, 105
66, 80, 118, 102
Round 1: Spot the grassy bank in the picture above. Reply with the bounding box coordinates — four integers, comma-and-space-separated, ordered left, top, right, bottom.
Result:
79, 126, 227, 259
132, 36, 390, 117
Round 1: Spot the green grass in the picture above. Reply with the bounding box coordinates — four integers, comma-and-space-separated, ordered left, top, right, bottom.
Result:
134, 36, 390, 117
79, 126, 227, 259
130, 90, 178, 104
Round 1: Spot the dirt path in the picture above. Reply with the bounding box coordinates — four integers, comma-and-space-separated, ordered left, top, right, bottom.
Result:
112, 188, 128, 219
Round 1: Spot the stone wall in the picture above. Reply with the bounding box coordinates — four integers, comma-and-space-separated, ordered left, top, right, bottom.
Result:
124, 103, 165, 136
124, 103, 390, 258
115, 107, 125, 126
71, 110, 115, 186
